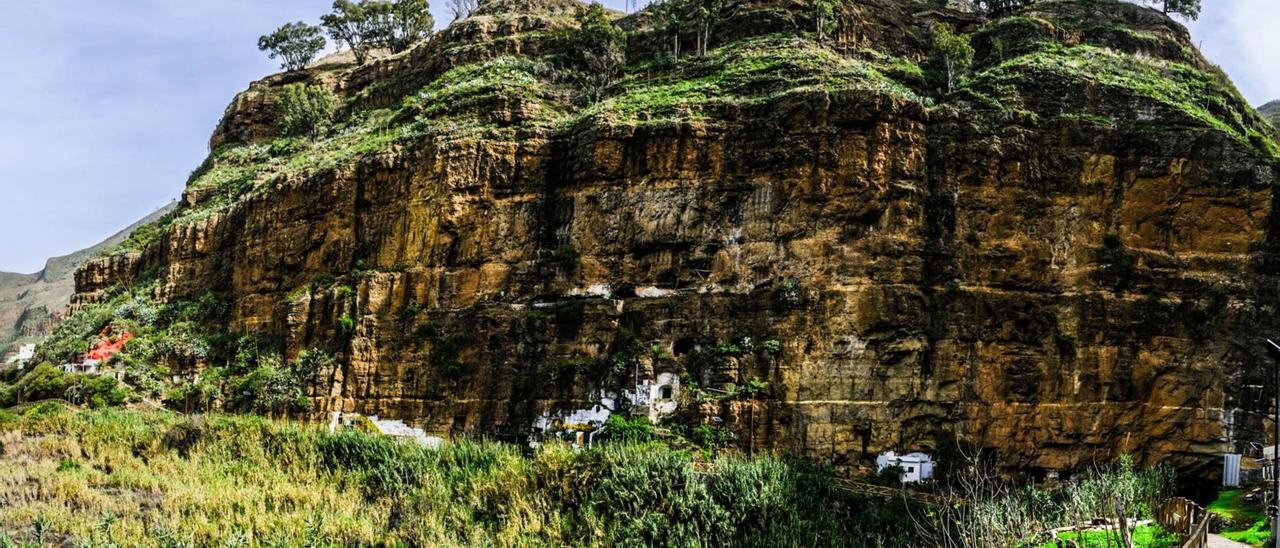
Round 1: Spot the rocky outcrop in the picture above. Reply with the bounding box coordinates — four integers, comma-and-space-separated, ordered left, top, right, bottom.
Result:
71, 0, 1280, 479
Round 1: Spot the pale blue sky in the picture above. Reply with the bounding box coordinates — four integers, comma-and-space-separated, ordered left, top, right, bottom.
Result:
0, 0, 1274, 273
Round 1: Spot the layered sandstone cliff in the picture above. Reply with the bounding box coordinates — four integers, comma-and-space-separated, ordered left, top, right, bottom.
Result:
63, 0, 1280, 478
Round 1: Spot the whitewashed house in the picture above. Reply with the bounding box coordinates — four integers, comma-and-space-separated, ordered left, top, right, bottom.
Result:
61, 359, 102, 375
6, 344, 35, 369
328, 412, 445, 449
626, 372, 681, 422
876, 451, 936, 483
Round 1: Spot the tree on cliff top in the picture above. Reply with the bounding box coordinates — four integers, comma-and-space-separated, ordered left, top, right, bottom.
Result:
448, 0, 479, 20
814, 0, 838, 43
386, 0, 435, 52
321, 0, 435, 64
692, 0, 724, 57
258, 22, 327, 72
1152, 0, 1201, 20
321, 0, 394, 65
560, 2, 626, 103
648, 0, 721, 58
651, 0, 686, 58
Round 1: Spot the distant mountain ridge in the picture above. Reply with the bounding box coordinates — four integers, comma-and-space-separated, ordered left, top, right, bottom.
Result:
1261, 100, 1280, 126
0, 203, 176, 359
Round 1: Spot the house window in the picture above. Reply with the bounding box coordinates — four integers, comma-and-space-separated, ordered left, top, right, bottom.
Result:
660, 385, 673, 399
907, 467, 914, 473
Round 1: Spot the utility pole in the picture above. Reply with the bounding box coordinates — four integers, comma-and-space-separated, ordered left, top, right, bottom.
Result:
1265, 339, 1280, 548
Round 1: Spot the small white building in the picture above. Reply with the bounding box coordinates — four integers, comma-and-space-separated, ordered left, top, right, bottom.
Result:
369, 416, 445, 449
530, 374, 683, 441
876, 451, 936, 483
6, 344, 36, 369
329, 412, 445, 449
626, 372, 681, 422
1262, 446, 1279, 481
61, 359, 107, 376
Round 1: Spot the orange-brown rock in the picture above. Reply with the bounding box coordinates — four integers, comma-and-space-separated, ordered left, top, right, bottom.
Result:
70, 0, 1280, 481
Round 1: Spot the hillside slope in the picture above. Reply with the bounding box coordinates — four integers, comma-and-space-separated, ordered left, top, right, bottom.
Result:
42, 0, 1280, 479
1261, 100, 1280, 126
0, 203, 175, 359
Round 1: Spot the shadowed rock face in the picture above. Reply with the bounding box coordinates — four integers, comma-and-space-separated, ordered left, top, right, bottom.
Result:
71, 0, 1280, 479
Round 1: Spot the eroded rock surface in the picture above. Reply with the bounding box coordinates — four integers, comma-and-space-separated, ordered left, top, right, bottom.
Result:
69, 0, 1280, 478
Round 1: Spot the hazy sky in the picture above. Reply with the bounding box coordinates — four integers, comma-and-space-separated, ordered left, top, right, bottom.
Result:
0, 0, 1274, 273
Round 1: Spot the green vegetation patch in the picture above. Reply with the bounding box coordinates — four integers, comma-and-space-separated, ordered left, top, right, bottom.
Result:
964, 43, 1279, 159
0, 408, 924, 546
1046, 523, 1179, 547
13, 277, 333, 416
1209, 489, 1271, 546
402, 55, 570, 133
581, 34, 925, 127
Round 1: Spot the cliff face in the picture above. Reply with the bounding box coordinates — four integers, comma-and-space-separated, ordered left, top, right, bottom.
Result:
67, 0, 1280, 477
0, 204, 174, 359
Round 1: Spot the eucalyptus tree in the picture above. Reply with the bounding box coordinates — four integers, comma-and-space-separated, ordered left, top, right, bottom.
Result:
321, 0, 394, 65
259, 22, 327, 72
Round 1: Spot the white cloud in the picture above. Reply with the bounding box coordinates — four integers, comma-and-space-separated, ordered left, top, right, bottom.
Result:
1186, 0, 1280, 106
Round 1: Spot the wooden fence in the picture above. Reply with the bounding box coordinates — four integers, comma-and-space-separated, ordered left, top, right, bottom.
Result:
1154, 497, 1211, 548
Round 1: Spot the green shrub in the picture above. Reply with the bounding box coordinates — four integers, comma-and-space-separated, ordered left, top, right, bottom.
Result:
14, 364, 73, 403
689, 423, 737, 448
336, 315, 356, 338
278, 83, 336, 139
733, 378, 769, 399
64, 375, 129, 409
162, 418, 207, 457
318, 431, 431, 498
0, 383, 15, 408
605, 414, 654, 443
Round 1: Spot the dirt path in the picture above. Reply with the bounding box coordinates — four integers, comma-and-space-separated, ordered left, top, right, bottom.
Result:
1206, 534, 1252, 548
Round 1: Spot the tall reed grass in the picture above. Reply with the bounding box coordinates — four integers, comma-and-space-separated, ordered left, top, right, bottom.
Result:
0, 405, 919, 547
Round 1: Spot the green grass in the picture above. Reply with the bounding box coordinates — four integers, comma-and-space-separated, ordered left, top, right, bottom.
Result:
580, 34, 924, 127
0, 406, 922, 547
1046, 524, 1179, 547
964, 43, 1279, 159
1209, 489, 1271, 546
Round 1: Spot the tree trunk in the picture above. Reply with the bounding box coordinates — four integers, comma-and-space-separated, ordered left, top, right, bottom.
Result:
945, 58, 954, 93
1116, 496, 1133, 548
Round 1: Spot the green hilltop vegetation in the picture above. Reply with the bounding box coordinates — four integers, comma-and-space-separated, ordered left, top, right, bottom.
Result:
1261, 100, 1280, 128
